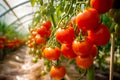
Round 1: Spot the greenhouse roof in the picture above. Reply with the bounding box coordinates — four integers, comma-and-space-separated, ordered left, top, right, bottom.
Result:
0, 0, 37, 34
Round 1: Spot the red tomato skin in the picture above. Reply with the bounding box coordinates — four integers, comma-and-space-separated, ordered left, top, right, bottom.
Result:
42, 20, 52, 30
61, 44, 77, 59
0, 36, 7, 42
46, 29, 51, 38
90, 45, 98, 58
88, 24, 110, 46
35, 34, 46, 45
43, 47, 61, 60
37, 26, 47, 37
90, 0, 113, 14
76, 8, 100, 30
50, 66, 66, 80
72, 38, 93, 57
76, 55, 93, 69
56, 27, 75, 44
0, 43, 4, 49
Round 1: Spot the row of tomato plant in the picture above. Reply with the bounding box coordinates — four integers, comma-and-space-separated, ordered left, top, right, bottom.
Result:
0, 35, 25, 60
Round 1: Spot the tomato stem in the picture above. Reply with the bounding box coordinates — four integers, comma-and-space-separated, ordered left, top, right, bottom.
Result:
87, 65, 94, 80
51, 14, 56, 28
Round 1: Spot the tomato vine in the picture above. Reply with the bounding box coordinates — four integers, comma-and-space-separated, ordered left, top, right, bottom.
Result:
27, 0, 120, 80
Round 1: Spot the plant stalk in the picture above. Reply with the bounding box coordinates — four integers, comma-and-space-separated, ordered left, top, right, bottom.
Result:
109, 33, 115, 80
87, 65, 94, 80
51, 14, 56, 28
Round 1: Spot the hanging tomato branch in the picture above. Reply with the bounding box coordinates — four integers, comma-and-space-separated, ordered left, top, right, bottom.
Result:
26, 0, 117, 80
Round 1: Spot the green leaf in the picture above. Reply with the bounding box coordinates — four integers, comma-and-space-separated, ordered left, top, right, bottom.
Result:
30, 0, 37, 7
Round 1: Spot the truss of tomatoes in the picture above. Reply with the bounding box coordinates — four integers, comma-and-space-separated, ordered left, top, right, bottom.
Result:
27, 0, 113, 79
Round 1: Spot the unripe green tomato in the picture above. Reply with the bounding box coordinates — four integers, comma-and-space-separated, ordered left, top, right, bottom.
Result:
45, 65, 51, 72
35, 49, 40, 54
44, 59, 50, 65
32, 57, 38, 63
40, 71, 46, 76
29, 48, 35, 54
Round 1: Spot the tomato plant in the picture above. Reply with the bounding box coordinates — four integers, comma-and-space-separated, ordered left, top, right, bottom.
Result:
27, 0, 116, 80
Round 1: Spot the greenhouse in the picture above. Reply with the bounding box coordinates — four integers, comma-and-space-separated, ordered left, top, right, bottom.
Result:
0, 0, 120, 80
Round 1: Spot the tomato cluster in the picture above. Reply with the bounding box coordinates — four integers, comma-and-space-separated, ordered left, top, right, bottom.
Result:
0, 36, 25, 50
27, 0, 113, 79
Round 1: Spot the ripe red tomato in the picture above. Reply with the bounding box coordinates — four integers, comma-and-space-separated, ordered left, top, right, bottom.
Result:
35, 34, 46, 44
90, 0, 113, 14
61, 44, 77, 59
72, 38, 93, 57
6, 42, 14, 48
90, 45, 98, 58
76, 55, 93, 69
76, 8, 100, 30
36, 26, 47, 37
50, 66, 66, 80
0, 36, 7, 42
42, 20, 52, 30
0, 43, 4, 49
43, 47, 61, 60
56, 27, 75, 44
46, 29, 51, 38
88, 24, 110, 46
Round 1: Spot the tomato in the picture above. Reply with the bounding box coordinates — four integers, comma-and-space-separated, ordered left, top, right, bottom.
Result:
76, 8, 100, 30
56, 27, 75, 44
88, 24, 110, 46
36, 26, 47, 37
0, 43, 4, 49
76, 55, 93, 69
90, 0, 113, 14
61, 44, 77, 59
90, 45, 98, 58
6, 42, 14, 48
50, 66, 66, 80
0, 36, 7, 42
30, 28, 34, 33
43, 47, 61, 60
72, 38, 93, 57
42, 20, 52, 30
46, 29, 51, 38
35, 34, 46, 45
31, 31, 37, 37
